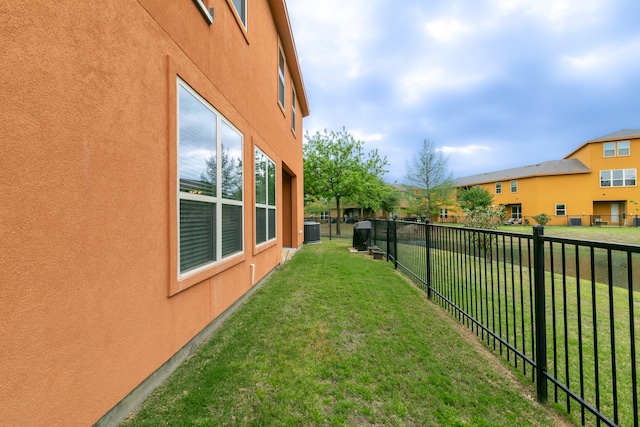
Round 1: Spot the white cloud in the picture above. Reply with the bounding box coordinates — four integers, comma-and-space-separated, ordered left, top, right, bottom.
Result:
350, 129, 385, 143
492, 0, 601, 30
439, 145, 491, 155
286, 0, 380, 81
560, 38, 640, 82
397, 67, 485, 105
424, 18, 473, 43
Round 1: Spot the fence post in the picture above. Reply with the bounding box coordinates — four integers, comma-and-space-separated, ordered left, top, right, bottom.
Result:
425, 220, 432, 300
393, 218, 398, 269
329, 217, 332, 241
386, 218, 390, 262
533, 225, 548, 404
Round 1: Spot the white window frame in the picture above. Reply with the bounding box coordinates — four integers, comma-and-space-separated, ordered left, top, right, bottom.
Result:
495, 182, 502, 194
278, 46, 285, 108
291, 86, 297, 133
617, 140, 630, 156
440, 208, 448, 219
177, 78, 244, 279
600, 169, 637, 187
230, 0, 246, 27
510, 180, 518, 193
603, 142, 615, 157
255, 147, 277, 245
555, 203, 566, 216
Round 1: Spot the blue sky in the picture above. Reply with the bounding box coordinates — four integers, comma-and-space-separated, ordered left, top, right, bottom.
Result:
286, 0, 640, 183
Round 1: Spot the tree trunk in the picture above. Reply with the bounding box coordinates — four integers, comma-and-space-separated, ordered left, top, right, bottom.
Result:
336, 197, 341, 235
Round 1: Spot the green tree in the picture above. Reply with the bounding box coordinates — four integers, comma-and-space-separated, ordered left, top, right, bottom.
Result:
463, 204, 506, 261
458, 185, 493, 212
405, 139, 454, 220
379, 189, 399, 217
304, 128, 388, 234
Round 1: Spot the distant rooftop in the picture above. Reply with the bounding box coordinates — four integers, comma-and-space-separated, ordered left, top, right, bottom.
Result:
587, 129, 640, 142
454, 158, 590, 187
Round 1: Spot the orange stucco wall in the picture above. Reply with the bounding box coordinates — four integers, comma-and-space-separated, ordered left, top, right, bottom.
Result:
0, 1, 307, 425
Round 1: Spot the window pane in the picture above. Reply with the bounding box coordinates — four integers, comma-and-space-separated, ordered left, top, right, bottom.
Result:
268, 160, 276, 206
222, 204, 242, 257
255, 150, 267, 204
603, 142, 615, 157
618, 141, 630, 156
278, 50, 285, 106
625, 168, 636, 186
179, 85, 216, 197
221, 121, 243, 201
256, 207, 267, 244
612, 169, 623, 186
278, 79, 285, 107
510, 180, 517, 192
180, 200, 215, 273
232, 0, 246, 25
291, 88, 296, 132
600, 170, 611, 187
268, 208, 276, 240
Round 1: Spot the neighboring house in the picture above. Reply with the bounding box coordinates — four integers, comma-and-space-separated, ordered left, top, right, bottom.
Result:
1, 1, 308, 425
454, 130, 640, 226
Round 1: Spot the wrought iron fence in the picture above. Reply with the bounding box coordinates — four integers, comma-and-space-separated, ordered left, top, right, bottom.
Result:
370, 219, 639, 427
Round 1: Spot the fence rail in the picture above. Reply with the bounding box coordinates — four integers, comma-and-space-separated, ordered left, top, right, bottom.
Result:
367, 219, 639, 427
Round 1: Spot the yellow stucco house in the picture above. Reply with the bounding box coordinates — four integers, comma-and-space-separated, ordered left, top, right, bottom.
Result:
454, 129, 640, 226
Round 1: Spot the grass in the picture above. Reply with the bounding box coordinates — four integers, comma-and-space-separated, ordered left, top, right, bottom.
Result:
122, 240, 568, 426
498, 225, 640, 245
422, 235, 640, 427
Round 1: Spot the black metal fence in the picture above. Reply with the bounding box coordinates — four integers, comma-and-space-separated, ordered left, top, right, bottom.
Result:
369, 219, 639, 427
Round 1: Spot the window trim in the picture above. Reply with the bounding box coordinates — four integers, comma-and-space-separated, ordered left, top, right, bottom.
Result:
555, 203, 566, 216
617, 140, 630, 156
510, 180, 518, 193
495, 182, 502, 194
277, 44, 286, 110
600, 168, 637, 188
192, 0, 214, 24
168, 64, 246, 296
255, 147, 277, 247
228, 0, 247, 28
603, 140, 631, 157
177, 78, 244, 278
291, 86, 297, 134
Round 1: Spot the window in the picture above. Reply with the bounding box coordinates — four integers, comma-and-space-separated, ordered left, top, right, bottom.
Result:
255, 148, 276, 245
291, 87, 297, 133
600, 169, 636, 187
440, 208, 448, 219
555, 203, 566, 216
511, 205, 522, 219
618, 140, 630, 156
278, 47, 285, 108
604, 140, 630, 157
193, 0, 213, 24
231, 0, 246, 27
510, 180, 518, 193
177, 79, 243, 276
495, 182, 502, 194
603, 142, 615, 157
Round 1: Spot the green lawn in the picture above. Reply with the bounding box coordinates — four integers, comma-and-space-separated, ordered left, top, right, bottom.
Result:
122, 240, 569, 426
498, 224, 640, 245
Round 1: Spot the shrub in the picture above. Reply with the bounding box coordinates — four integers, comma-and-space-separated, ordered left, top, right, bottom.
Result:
532, 213, 550, 226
